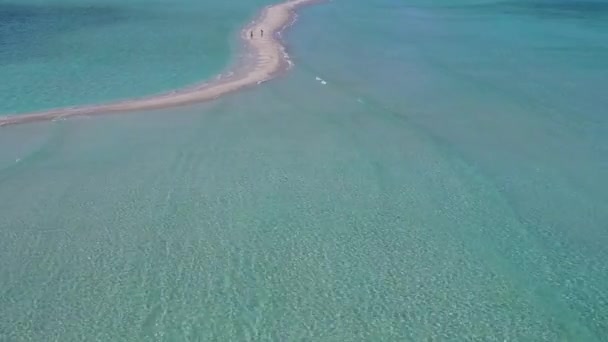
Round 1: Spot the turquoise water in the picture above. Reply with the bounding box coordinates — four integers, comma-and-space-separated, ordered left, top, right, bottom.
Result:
1, 0, 608, 340
0, 0, 272, 115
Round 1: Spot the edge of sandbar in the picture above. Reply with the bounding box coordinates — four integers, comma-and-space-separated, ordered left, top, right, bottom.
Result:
0, 0, 320, 128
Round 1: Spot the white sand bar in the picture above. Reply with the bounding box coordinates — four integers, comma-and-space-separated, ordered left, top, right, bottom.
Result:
0, 0, 319, 127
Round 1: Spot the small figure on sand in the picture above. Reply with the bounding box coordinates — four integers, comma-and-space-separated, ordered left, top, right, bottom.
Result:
261, 29, 264, 37
250, 30, 253, 39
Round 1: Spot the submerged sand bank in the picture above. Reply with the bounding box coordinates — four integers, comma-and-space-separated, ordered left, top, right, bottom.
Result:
0, 0, 319, 127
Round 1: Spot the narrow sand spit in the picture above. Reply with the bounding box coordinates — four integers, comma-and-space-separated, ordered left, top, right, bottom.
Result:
0, 0, 319, 128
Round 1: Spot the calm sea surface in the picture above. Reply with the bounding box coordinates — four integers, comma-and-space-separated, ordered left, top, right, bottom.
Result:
0, 0, 273, 114
1, 0, 607, 340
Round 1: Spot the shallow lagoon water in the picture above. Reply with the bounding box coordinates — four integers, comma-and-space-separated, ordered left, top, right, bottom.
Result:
0, 0, 273, 114
1, 0, 607, 340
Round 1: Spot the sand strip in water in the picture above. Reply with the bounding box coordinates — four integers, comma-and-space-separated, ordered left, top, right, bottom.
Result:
0, 0, 319, 127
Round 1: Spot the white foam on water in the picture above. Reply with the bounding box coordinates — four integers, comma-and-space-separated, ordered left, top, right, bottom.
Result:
282, 49, 294, 68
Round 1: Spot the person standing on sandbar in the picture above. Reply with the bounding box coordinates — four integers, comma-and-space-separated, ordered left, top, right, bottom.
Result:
250, 30, 253, 39
261, 29, 264, 37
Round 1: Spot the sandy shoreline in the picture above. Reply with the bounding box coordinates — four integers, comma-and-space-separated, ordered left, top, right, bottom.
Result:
0, 0, 319, 128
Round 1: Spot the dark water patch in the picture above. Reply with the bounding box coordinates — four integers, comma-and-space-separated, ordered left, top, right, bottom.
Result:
0, 3, 132, 65
440, 0, 608, 20
518, 0, 608, 13
503, 0, 608, 18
